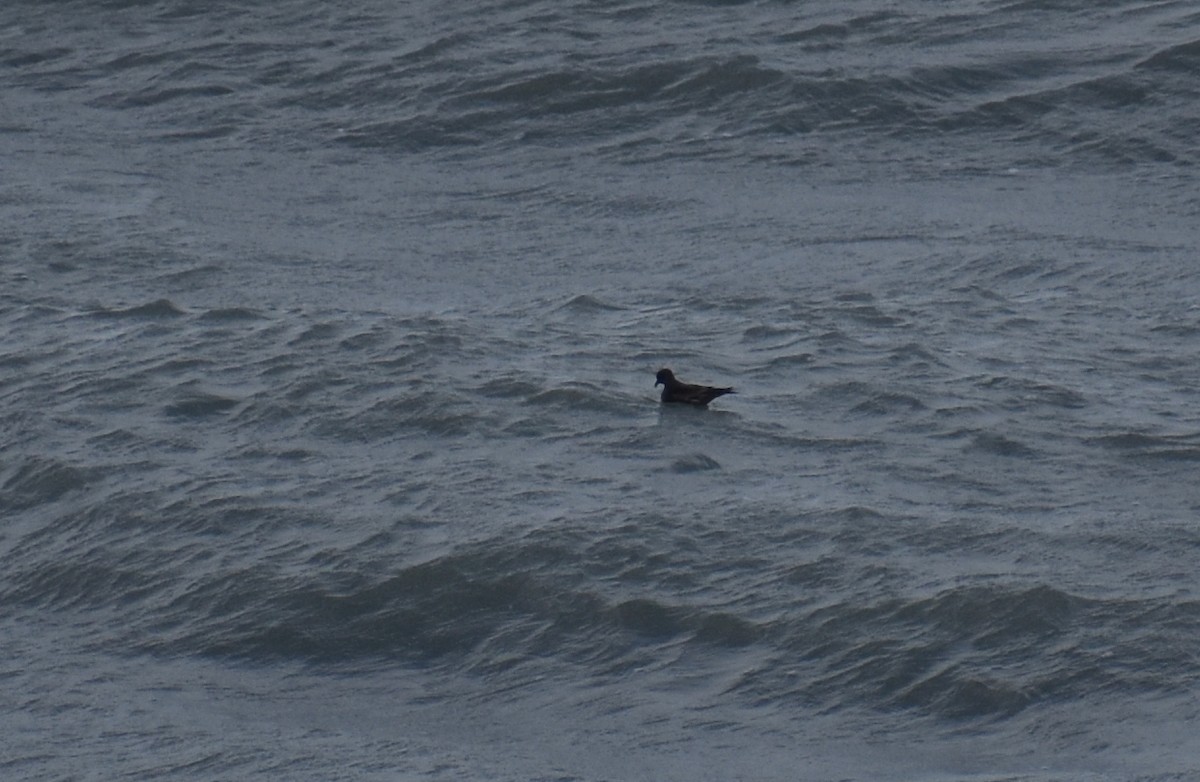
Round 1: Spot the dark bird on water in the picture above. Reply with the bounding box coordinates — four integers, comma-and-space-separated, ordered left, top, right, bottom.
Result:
655, 368, 736, 407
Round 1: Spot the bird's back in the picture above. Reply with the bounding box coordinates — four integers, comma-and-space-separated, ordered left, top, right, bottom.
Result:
661, 380, 735, 406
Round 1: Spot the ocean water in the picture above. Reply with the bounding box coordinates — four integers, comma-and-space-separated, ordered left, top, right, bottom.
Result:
4, 0, 1200, 779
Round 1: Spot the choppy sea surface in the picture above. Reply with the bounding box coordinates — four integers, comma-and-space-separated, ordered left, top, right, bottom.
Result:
4, 1, 1200, 779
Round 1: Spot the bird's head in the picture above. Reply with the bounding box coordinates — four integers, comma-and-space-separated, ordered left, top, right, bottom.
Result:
655, 368, 674, 387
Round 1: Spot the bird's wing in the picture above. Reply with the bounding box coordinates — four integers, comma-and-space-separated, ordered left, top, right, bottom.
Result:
678, 383, 732, 405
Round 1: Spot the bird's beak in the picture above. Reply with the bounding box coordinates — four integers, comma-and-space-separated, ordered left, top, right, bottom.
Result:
655, 379, 661, 387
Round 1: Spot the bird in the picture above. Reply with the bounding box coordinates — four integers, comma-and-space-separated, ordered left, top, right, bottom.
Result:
655, 368, 735, 406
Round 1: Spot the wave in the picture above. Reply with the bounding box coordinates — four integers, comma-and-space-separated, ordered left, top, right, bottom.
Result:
138, 533, 764, 669
88, 298, 187, 319
197, 307, 267, 322
977, 375, 1089, 410
6, 418, 1200, 728
99, 529, 1200, 725
552, 294, 627, 314
666, 453, 721, 472
328, 36, 1200, 168
6, 0, 1195, 171
0, 456, 96, 512
1088, 430, 1200, 461
1136, 38, 1200, 74
850, 392, 927, 416
162, 390, 241, 418
965, 431, 1038, 458
733, 583, 1200, 720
